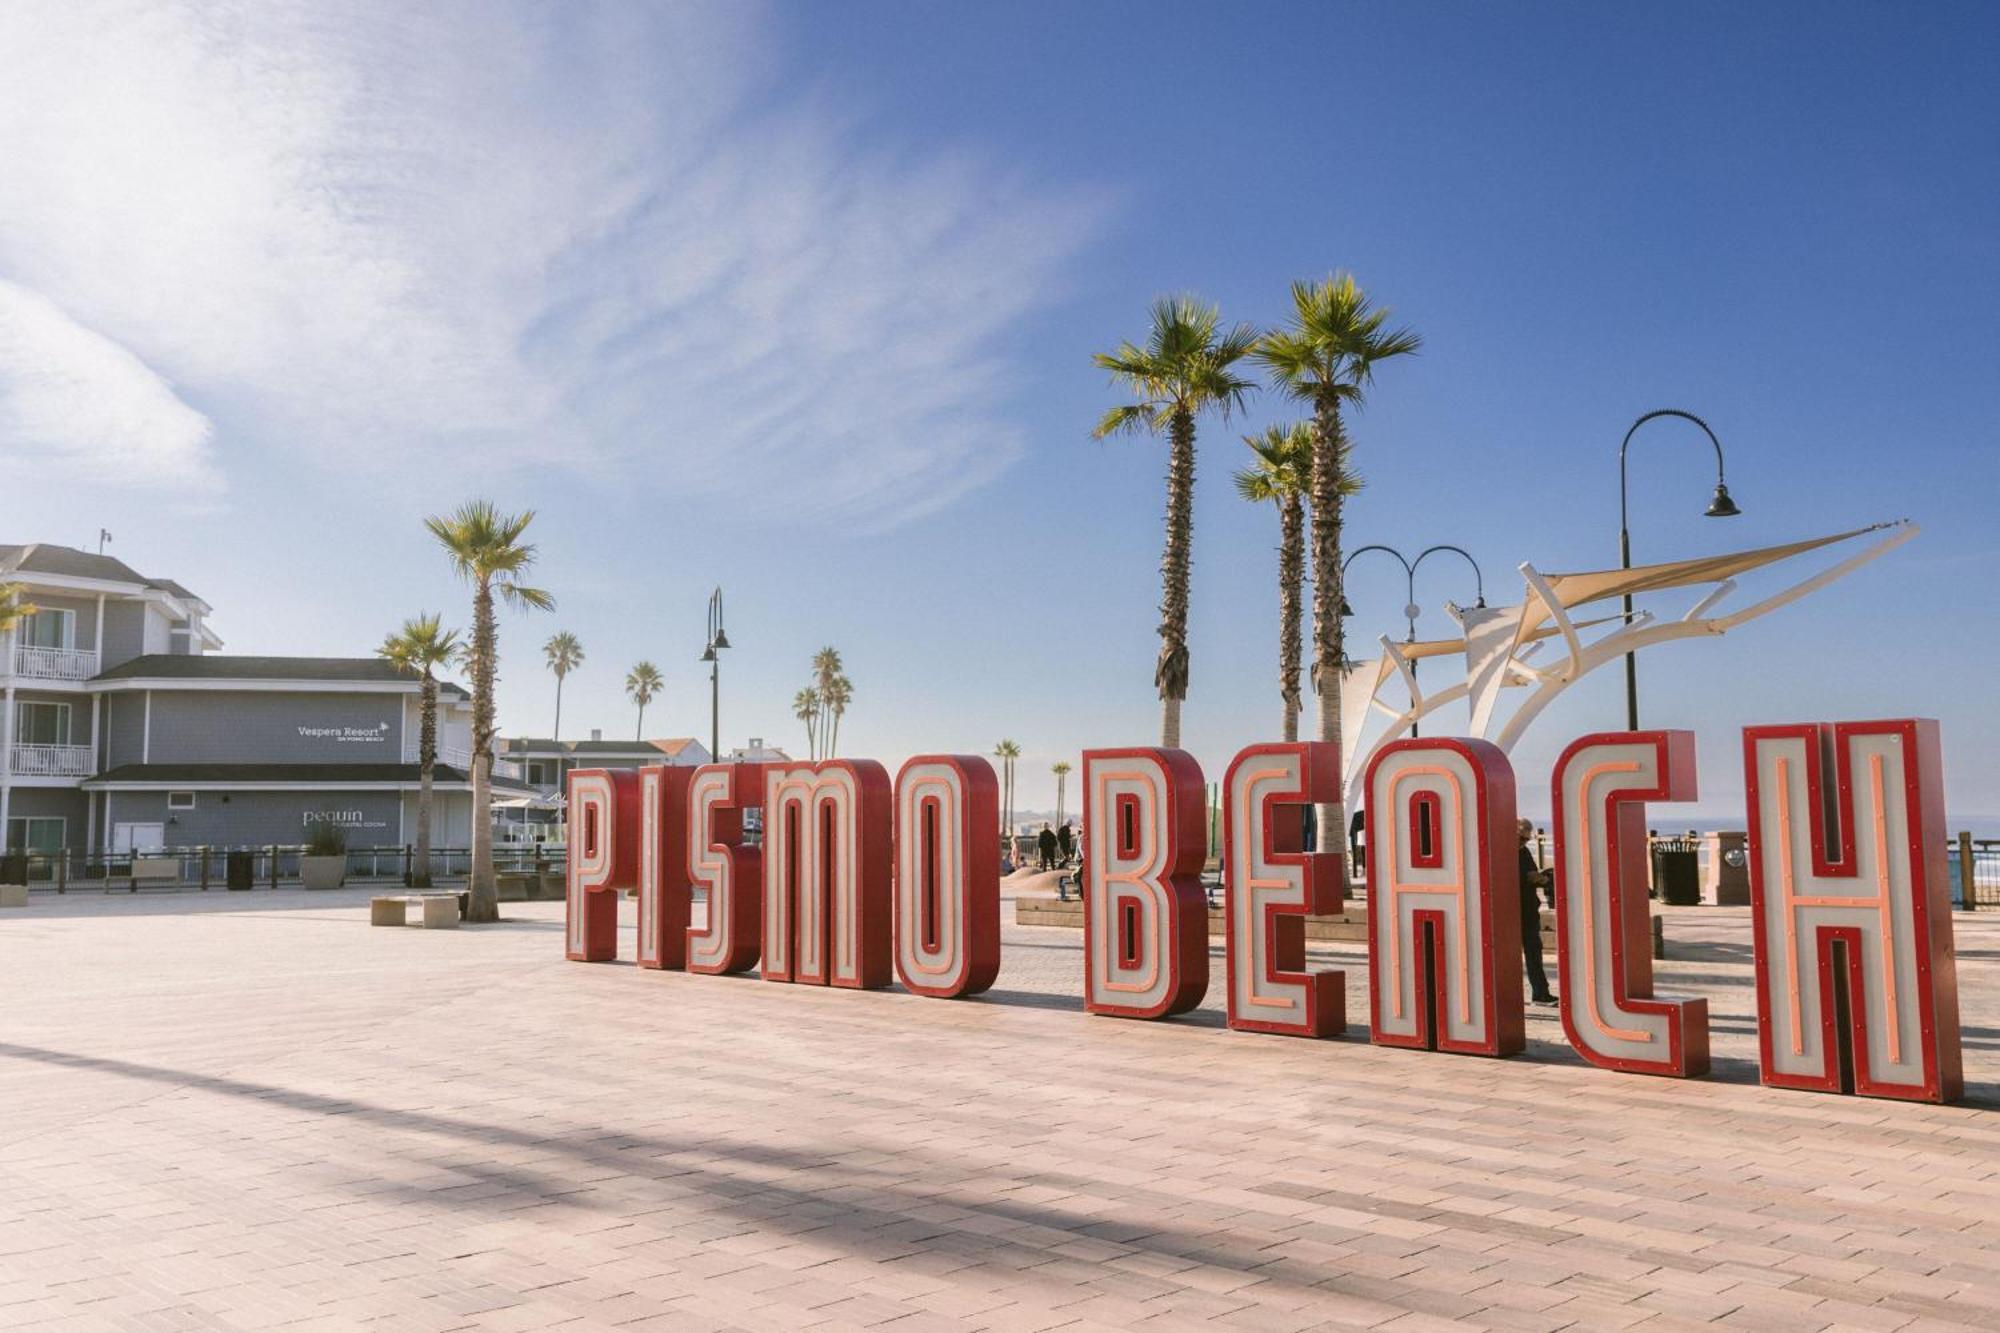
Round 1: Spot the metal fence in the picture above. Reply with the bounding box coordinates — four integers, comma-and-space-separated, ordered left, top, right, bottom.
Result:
4, 844, 566, 894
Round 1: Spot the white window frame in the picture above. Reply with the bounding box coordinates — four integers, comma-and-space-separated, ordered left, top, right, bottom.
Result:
19, 607, 74, 650
15, 700, 73, 746
167, 791, 197, 811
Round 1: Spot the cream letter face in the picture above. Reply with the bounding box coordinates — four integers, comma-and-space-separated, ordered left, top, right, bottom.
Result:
1082, 747, 1208, 1020
894, 756, 1001, 999
1223, 741, 1344, 1038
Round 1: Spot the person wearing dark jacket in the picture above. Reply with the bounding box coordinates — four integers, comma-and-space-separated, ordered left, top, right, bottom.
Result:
1056, 821, 1074, 865
1037, 823, 1058, 872
1517, 818, 1557, 1006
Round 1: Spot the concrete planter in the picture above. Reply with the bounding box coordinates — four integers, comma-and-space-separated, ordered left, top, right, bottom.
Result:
300, 855, 347, 890
0, 883, 28, 908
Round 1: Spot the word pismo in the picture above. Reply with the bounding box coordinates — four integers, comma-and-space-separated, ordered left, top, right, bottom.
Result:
565, 722, 1963, 1105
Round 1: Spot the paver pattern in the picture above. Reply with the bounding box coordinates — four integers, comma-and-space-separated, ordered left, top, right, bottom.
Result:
0, 884, 1996, 1332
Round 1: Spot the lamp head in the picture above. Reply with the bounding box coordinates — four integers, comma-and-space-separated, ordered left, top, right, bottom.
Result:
699, 645, 716, 663
1338, 597, 1353, 618
711, 628, 731, 651
1705, 482, 1741, 518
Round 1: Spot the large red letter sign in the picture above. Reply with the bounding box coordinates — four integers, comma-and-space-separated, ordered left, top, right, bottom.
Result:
1551, 731, 1709, 1077
566, 768, 639, 962
1082, 748, 1207, 1019
763, 761, 893, 988
1364, 739, 1523, 1056
894, 755, 1001, 998
1744, 720, 1962, 1102
686, 762, 764, 976
637, 765, 697, 970
1222, 741, 1344, 1037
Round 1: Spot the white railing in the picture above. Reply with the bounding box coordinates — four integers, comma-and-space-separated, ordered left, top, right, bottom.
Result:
399, 740, 477, 771
9, 743, 95, 777
10, 646, 98, 680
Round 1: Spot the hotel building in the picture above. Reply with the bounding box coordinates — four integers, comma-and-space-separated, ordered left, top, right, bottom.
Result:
494, 733, 711, 843
0, 542, 524, 858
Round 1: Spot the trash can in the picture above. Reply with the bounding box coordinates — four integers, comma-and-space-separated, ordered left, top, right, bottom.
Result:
1651, 837, 1701, 906
225, 850, 255, 892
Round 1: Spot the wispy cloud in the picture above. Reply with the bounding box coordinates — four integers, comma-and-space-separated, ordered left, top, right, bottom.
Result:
0, 1, 1108, 524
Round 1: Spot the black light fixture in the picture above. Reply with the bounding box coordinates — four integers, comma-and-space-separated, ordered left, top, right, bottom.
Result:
702, 587, 728, 760
1618, 409, 1746, 730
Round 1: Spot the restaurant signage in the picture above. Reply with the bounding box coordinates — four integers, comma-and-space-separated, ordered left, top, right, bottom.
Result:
566, 720, 1963, 1105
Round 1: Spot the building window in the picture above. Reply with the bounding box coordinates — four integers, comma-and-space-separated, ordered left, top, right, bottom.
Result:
527, 759, 559, 787
6, 816, 65, 855
14, 701, 71, 746
167, 792, 196, 811
18, 609, 73, 650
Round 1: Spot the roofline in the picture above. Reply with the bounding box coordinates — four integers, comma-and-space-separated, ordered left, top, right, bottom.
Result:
88, 678, 453, 696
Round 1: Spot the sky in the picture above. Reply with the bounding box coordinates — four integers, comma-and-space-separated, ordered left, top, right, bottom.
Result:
2, 1, 1996, 824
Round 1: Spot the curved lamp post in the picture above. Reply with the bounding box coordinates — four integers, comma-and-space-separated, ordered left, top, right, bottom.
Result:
1618, 410, 1742, 731
1342, 543, 1486, 738
699, 587, 729, 761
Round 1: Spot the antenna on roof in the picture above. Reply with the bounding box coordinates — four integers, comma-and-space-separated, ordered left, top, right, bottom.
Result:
97, 529, 112, 555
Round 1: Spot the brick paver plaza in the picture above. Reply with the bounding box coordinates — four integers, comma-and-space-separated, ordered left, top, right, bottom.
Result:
1, 887, 1996, 1332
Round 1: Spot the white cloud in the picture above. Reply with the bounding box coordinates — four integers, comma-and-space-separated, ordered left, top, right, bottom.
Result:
0, 279, 219, 491
0, 1, 1107, 525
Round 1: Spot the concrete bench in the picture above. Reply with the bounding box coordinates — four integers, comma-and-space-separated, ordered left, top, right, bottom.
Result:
0, 883, 26, 908
128, 860, 179, 883
371, 894, 461, 929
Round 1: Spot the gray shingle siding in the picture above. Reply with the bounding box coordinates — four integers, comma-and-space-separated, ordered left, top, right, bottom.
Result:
101, 693, 148, 768
103, 789, 404, 848
142, 692, 405, 765
101, 603, 147, 669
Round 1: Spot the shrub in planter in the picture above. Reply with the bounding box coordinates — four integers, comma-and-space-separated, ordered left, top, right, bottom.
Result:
301, 821, 349, 889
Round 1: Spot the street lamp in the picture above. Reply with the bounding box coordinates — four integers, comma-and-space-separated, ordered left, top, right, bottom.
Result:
1341, 543, 1486, 738
700, 587, 729, 761
1618, 410, 1743, 730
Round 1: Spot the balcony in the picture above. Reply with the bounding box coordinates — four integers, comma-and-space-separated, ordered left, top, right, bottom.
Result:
400, 740, 477, 772
10, 646, 99, 681
9, 743, 95, 778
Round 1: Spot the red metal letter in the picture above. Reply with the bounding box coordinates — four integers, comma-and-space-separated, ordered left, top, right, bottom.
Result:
1364, 738, 1523, 1056
1551, 731, 1709, 1077
1745, 720, 1962, 1102
1082, 747, 1208, 1019
565, 768, 638, 963
894, 755, 1002, 998
637, 765, 697, 970
1222, 741, 1344, 1037
685, 762, 764, 976
763, 761, 894, 988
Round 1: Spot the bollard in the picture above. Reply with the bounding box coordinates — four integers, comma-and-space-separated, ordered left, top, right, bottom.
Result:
1961, 831, 1977, 911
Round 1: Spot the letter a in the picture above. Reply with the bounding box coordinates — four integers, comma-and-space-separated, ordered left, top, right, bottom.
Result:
1551, 731, 1708, 1077
1364, 738, 1523, 1056
894, 755, 1002, 998
1745, 720, 1962, 1102
686, 762, 764, 976
566, 768, 639, 962
1222, 741, 1345, 1037
1082, 748, 1207, 1019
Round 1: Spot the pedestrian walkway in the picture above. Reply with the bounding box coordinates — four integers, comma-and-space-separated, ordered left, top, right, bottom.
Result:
0, 888, 1995, 1330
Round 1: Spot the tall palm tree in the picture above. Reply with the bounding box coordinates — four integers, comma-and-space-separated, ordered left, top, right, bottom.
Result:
793, 687, 821, 759
426, 501, 554, 923
993, 739, 1021, 854
626, 661, 663, 739
823, 673, 852, 758
544, 631, 584, 740
1234, 423, 1361, 742
378, 613, 462, 888
1092, 295, 1257, 747
1254, 274, 1419, 837
1051, 760, 1072, 827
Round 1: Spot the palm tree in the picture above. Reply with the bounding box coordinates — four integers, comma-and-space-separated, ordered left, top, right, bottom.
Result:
993, 739, 1021, 854
426, 501, 554, 923
626, 661, 663, 739
823, 673, 852, 758
1093, 295, 1257, 747
0, 583, 37, 637
1254, 274, 1419, 836
1051, 760, 1072, 827
544, 631, 584, 740
793, 687, 821, 759
1234, 423, 1361, 742
378, 613, 462, 888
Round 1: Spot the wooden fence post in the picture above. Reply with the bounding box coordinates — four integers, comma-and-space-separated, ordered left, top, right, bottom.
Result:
1960, 831, 1977, 911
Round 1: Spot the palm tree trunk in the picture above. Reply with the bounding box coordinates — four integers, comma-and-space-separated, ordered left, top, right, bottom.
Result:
1279, 492, 1305, 744
1156, 406, 1196, 748
1310, 396, 1349, 856
635, 702, 645, 740
553, 676, 564, 741
415, 671, 436, 888
467, 578, 499, 922
829, 709, 841, 759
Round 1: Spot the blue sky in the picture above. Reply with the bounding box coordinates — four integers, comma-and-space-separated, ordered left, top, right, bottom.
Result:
3, 2, 1996, 821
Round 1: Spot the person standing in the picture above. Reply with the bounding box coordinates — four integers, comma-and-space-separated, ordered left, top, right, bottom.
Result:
1056, 821, 1074, 866
1037, 823, 1058, 871
1517, 818, 1557, 1006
